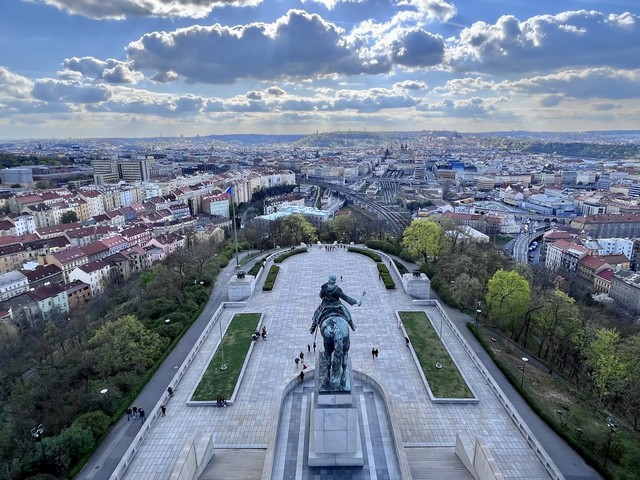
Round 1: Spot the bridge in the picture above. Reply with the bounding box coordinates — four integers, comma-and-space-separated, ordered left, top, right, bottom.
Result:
297, 176, 411, 234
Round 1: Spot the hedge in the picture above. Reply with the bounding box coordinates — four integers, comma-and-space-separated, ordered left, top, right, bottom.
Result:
347, 246, 382, 262
377, 263, 395, 289
262, 265, 280, 291
274, 247, 308, 263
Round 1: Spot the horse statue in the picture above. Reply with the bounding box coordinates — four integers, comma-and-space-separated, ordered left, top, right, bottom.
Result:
310, 274, 363, 391
318, 313, 352, 390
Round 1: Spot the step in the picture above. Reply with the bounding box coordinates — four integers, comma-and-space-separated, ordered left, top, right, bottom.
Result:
405, 447, 475, 480
199, 448, 265, 480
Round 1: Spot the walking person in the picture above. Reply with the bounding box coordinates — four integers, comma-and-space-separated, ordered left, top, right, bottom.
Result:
299, 370, 305, 383
139, 408, 145, 424
374, 348, 379, 358
313, 342, 316, 353
161, 405, 166, 417
307, 344, 311, 354
132, 405, 138, 417
371, 347, 376, 360
299, 351, 304, 362
295, 356, 300, 369
126, 407, 132, 421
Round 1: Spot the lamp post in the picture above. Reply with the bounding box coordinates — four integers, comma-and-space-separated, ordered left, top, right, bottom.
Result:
31, 424, 45, 463
520, 357, 529, 388
218, 320, 228, 371
604, 416, 617, 467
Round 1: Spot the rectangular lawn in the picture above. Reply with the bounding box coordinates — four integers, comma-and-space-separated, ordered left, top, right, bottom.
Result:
192, 313, 261, 401
400, 311, 473, 398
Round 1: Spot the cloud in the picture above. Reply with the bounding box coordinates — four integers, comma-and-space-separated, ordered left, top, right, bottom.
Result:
539, 95, 563, 107
300, 0, 365, 10
397, 0, 457, 22
507, 68, 640, 99
32, 79, 112, 103
63, 57, 143, 84
417, 96, 500, 118
126, 10, 390, 84
0, 67, 34, 100
447, 11, 640, 74
265, 86, 286, 96
394, 80, 427, 90
29, 0, 262, 20
391, 28, 444, 66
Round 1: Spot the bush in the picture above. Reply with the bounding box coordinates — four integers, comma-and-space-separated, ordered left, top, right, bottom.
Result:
348, 246, 381, 262
365, 239, 401, 256
274, 247, 307, 263
393, 259, 409, 275
263, 265, 280, 291
247, 257, 266, 276
377, 263, 395, 289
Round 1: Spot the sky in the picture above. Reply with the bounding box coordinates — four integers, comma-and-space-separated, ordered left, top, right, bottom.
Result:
0, 0, 639, 139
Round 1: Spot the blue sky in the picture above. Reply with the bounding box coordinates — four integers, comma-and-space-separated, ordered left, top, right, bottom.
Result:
0, 0, 638, 139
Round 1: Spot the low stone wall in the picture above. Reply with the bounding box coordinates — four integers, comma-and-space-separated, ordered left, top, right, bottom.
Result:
169, 434, 215, 480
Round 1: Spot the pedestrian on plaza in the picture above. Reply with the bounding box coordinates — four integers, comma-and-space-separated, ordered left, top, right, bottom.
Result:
161, 404, 166, 417
299, 371, 305, 383
167, 386, 174, 397
295, 357, 300, 368
307, 344, 311, 354
139, 408, 146, 424
371, 347, 376, 360
132, 405, 138, 417
313, 342, 316, 353
126, 407, 132, 421
405, 337, 410, 347
374, 348, 379, 358
340, 275, 343, 282
299, 351, 304, 362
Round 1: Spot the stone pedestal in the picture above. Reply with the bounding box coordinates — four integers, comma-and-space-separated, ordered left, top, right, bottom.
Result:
227, 274, 255, 301
402, 272, 430, 299
308, 352, 363, 467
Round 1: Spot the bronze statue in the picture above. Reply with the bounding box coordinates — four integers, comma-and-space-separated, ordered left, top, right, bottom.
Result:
310, 274, 363, 391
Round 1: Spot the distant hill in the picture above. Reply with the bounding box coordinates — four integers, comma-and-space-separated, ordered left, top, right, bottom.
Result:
199, 134, 306, 145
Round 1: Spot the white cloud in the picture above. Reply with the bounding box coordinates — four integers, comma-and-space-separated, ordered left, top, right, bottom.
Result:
63, 57, 143, 84
447, 10, 640, 74
32, 78, 112, 103
0, 67, 34, 100
126, 10, 391, 84
29, 0, 262, 20
397, 0, 456, 22
394, 80, 428, 90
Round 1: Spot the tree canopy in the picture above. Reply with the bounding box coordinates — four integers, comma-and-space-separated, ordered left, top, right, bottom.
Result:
485, 269, 531, 337
402, 219, 443, 263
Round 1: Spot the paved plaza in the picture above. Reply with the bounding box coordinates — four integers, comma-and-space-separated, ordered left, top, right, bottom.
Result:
121, 246, 556, 479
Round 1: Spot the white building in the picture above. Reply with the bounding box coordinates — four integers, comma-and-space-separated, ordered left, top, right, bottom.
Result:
0, 271, 29, 301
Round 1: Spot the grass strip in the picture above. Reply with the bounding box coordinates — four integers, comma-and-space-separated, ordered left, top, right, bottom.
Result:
400, 311, 474, 398
191, 313, 261, 401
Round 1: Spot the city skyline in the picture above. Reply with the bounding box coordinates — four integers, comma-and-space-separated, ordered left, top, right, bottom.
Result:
1, 0, 639, 139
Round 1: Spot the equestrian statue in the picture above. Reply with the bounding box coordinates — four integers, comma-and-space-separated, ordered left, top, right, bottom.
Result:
310, 274, 364, 391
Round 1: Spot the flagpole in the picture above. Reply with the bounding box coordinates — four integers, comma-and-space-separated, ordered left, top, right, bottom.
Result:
231, 186, 240, 268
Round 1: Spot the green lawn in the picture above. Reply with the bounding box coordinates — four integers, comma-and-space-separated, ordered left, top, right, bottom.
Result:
191, 313, 261, 401
400, 311, 474, 398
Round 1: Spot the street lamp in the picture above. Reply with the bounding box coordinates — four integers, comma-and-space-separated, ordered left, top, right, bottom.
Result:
218, 320, 228, 371
604, 416, 618, 467
520, 357, 529, 388
31, 424, 45, 463
475, 301, 482, 331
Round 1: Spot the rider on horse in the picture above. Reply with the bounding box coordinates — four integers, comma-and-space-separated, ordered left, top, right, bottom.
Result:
310, 274, 360, 334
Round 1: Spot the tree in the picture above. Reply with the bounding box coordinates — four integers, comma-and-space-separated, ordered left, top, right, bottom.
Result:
271, 214, 317, 246
331, 215, 356, 243
450, 273, 483, 310
60, 211, 78, 224
87, 315, 166, 379
485, 269, 531, 338
584, 328, 630, 406
533, 288, 580, 365
402, 219, 444, 263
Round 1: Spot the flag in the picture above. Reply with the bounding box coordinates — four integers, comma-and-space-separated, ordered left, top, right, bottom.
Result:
224, 186, 232, 195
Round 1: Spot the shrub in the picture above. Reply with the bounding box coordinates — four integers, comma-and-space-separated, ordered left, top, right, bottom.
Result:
377, 263, 395, 289
365, 239, 401, 256
348, 246, 381, 262
263, 265, 280, 291
274, 247, 307, 263
247, 257, 266, 276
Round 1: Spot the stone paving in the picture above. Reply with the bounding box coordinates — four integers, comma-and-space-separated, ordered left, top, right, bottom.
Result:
122, 246, 553, 479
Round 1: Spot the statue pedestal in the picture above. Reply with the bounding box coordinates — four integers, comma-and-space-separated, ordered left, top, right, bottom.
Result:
402, 272, 430, 299
227, 274, 255, 301
308, 392, 363, 467
308, 352, 363, 467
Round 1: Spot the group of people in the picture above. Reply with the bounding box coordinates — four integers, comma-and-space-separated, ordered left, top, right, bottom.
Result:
294, 350, 308, 370
126, 405, 146, 424
216, 396, 228, 407
252, 326, 267, 341
371, 347, 380, 359
322, 244, 346, 251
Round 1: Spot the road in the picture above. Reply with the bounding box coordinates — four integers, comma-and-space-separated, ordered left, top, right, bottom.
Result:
75, 251, 259, 480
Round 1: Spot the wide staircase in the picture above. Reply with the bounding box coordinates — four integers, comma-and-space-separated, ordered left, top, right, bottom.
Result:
405, 447, 475, 480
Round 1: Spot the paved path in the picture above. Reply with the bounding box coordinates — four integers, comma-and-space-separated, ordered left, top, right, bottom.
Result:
120, 246, 560, 480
